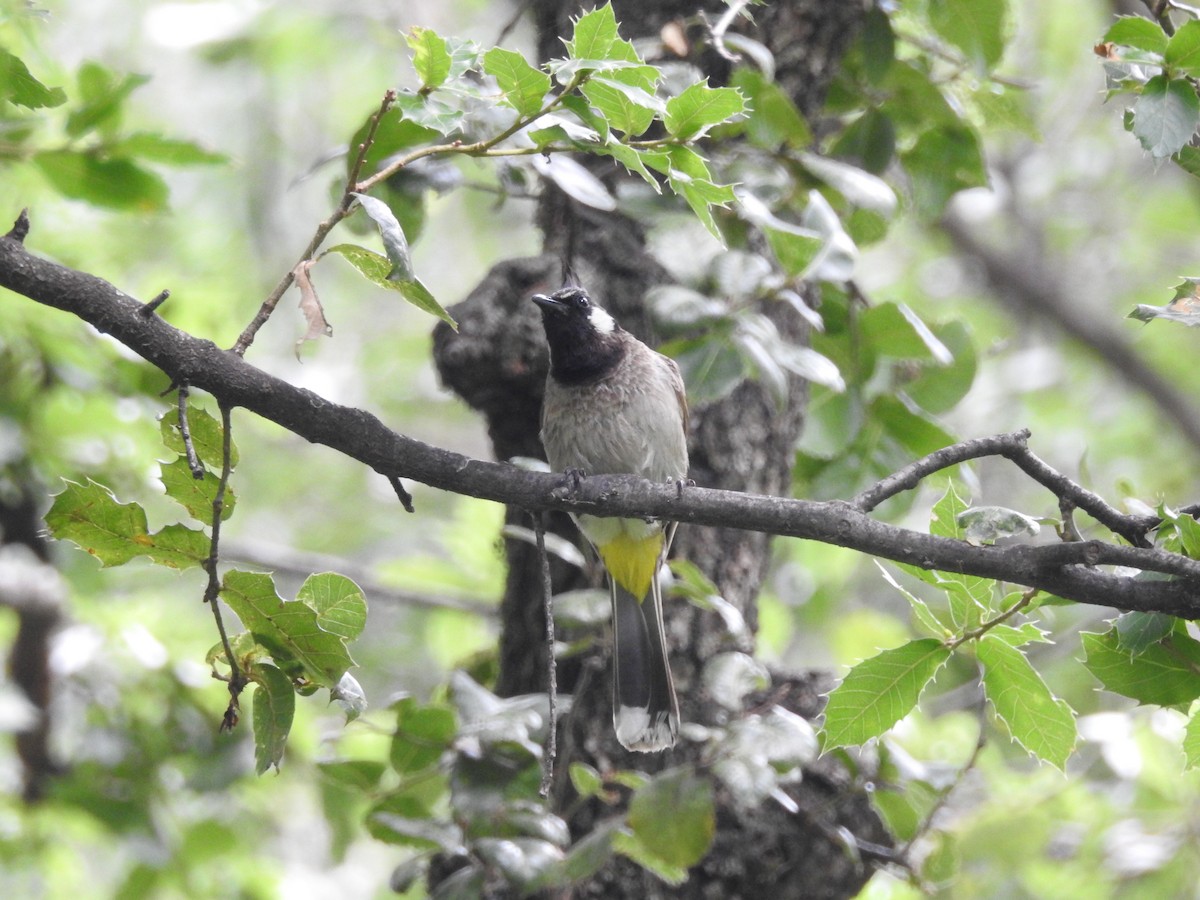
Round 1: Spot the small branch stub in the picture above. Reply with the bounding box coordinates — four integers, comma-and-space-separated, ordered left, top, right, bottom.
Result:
6, 208, 30, 243
140, 289, 171, 317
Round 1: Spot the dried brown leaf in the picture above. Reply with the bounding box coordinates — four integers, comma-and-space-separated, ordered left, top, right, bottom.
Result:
293, 260, 333, 360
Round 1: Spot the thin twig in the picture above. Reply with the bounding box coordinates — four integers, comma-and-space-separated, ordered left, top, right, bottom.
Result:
534, 511, 558, 797
852, 428, 1159, 548
899, 700, 988, 863
494, 0, 534, 46
1001, 444, 1156, 548
1150, 0, 1177, 36
355, 71, 590, 197
701, 0, 755, 63
388, 474, 415, 513
852, 430, 1032, 511
176, 384, 206, 479
202, 404, 245, 731
946, 587, 1038, 650
231, 89, 396, 357
232, 72, 594, 358
139, 289, 170, 317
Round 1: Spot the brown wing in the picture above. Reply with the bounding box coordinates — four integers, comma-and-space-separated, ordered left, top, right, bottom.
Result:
658, 351, 689, 438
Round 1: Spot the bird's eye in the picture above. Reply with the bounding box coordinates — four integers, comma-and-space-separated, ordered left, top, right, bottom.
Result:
576, 294, 590, 309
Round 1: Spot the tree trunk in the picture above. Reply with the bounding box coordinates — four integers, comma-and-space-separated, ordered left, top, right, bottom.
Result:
432, 2, 890, 896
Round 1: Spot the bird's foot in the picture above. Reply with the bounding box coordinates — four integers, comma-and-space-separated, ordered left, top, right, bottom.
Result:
564, 467, 587, 493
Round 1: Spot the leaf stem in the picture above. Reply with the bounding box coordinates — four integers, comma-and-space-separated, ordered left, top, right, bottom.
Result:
946, 587, 1037, 650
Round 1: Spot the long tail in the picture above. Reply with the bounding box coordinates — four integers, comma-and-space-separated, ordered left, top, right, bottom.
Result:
611, 573, 678, 751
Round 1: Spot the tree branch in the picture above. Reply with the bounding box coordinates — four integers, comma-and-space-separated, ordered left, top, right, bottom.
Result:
3, 219, 1200, 617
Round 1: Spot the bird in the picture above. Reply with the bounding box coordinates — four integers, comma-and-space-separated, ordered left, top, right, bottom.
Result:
532, 281, 689, 751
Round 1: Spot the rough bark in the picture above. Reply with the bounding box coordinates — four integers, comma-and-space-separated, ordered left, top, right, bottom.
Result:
0, 465, 64, 802
433, 2, 886, 897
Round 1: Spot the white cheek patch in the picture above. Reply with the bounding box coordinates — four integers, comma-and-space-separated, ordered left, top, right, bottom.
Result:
588, 305, 616, 334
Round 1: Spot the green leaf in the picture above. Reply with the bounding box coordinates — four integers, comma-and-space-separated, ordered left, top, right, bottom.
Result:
872, 785, 937, 842
45, 479, 152, 567
45, 479, 209, 569
977, 636, 1076, 769
928, 0, 1009, 70
161, 404, 240, 469
252, 663, 295, 775
737, 190, 824, 278
821, 639, 951, 748
930, 482, 969, 540
483, 47, 551, 117
871, 395, 956, 458
664, 332, 745, 404
1185, 704, 1200, 769
319, 759, 387, 792
352, 193, 413, 281
369, 796, 462, 852
1160, 503, 1200, 557
597, 139, 660, 190
390, 698, 457, 773
560, 820, 619, 883
566, 3, 622, 61
297, 573, 367, 642
861, 6, 896, 85
902, 124, 987, 219
876, 562, 948, 637
1132, 75, 1200, 160
474, 838, 565, 891
220, 570, 357, 688
903, 320, 977, 414
0, 48, 66, 108
1166, 19, 1200, 77
406, 26, 452, 91
158, 456, 236, 525
830, 109, 894, 174
626, 766, 715, 869
611, 832, 687, 886
392, 88, 466, 136
1113, 611, 1175, 653
66, 62, 149, 138
113, 132, 227, 166
325, 244, 457, 329
985, 621, 1052, 647
730, 69, 812, 149
663, 82, 746, 140
1082, 629, 1200, 706
798, 152, 897, 217
1103, 16, 1168, 54
581, 77, 658, 136
568, 762, 605, 799
34, 150, 169, 211
656, 145, 735, 242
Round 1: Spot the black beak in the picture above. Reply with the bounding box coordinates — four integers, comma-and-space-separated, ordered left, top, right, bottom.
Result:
532, 293, 565, 314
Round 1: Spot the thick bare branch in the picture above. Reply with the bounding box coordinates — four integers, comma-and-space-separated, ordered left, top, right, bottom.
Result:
3, 223, 1200, 617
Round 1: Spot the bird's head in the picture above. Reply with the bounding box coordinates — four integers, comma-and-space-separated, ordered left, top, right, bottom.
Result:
532, 286, 624, 383
532, 286, 617, 336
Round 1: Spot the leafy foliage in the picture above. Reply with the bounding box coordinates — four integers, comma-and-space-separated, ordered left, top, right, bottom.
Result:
10, 0, 1200, 896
